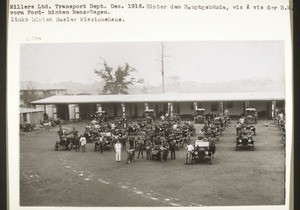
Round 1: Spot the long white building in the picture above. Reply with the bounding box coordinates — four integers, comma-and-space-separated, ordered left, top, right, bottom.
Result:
31, 91, 285, 121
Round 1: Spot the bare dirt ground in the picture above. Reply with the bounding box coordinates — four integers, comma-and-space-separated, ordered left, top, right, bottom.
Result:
20, 120, 285, 207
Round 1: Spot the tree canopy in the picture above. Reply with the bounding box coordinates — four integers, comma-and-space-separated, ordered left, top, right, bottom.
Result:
94, 59, 144, 94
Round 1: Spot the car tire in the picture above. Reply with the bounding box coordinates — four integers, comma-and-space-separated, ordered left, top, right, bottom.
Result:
69, 143, 73, 151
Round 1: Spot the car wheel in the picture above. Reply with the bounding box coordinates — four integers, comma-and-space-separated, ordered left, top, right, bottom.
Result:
69, 143, 73, 151
54, 144, 58, 151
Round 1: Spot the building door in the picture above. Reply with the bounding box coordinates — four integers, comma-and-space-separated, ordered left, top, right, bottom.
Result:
57, 104, 69, 120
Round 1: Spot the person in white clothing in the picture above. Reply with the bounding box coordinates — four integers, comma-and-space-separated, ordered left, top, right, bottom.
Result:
79, 135, 87, 152
185, 142, 194, 165
114, 140, 122, 162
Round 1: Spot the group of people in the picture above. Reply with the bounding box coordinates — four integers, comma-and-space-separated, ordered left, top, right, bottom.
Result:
56, 112, 223, 164
57, 126, 87, 152
57, 123, 218, 165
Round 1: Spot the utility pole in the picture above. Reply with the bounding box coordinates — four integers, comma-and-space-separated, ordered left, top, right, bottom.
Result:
161, 42, 165, 93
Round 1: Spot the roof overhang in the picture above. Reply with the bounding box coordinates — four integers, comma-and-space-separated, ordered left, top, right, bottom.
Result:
31, 92, 285, 105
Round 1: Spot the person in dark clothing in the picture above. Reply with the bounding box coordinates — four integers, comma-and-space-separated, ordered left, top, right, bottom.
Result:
144, 139, 153, 159
136, 137, 144, 159
129, 135, 135, 149
169, 140, 176, 160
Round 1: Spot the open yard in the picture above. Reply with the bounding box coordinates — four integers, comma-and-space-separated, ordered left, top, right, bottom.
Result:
20, 120, 285, 207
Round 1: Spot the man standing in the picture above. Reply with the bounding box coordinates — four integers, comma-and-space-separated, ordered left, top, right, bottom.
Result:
80, 135, 87, 153
169, 140, 176, 160
99, 135, 104, 153
136, 137, 144, 159
114, 140, 122, 162
129, 135, 135, 149
121, 134, 127, 151
144, 139, 153, 159
185, 142, 194, 165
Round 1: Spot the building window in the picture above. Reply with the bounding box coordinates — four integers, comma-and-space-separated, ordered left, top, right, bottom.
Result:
226, 102, 233, 108
211, 102, 218, 111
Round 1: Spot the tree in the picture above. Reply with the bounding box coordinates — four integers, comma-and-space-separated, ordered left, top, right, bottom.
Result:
20, 81, 39, 107
94, 59, 144, 94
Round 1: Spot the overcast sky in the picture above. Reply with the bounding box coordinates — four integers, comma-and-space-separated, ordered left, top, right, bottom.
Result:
20, 41, 285, 86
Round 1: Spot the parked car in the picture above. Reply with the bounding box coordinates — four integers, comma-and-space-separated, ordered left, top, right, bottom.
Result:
235, 130, 255, 151
165, 113, 181, 123
20, 121, 33, 132
54, 136, 74, 151
144, 109, 156, 121
245, 108, 258, 124
150, 142, 169, 163
95, 110, 108, 123
192, 140, 215, 165
194, 108, 206, 123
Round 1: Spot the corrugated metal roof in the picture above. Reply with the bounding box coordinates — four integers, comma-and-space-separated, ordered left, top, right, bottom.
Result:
31, 92, 285, 105
20, 108, 44, 113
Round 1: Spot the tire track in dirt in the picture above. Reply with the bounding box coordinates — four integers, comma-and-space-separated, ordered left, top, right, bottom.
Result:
58, 155, 203, 207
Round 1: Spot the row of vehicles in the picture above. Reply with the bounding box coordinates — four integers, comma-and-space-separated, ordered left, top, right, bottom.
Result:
54, 107, 273, 165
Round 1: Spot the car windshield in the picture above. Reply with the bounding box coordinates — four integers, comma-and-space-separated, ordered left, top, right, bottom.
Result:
195, 110, 205, 115
246, 110, 255, 115
96, 111, 107, 116
145, 111, 154, 115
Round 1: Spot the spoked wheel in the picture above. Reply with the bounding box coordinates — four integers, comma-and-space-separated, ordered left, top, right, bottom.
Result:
54, 144, 59, 151
68, 143, 73, 151
191, 156, 194, 165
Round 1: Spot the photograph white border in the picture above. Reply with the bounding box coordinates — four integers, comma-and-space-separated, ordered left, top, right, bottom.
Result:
7, 0, 293, 209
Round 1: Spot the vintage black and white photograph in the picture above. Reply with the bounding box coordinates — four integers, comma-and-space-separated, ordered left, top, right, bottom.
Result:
19, 41, 286, 207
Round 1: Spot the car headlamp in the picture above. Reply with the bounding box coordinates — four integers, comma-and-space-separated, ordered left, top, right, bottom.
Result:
205, 151, 209, 155
239, 140, 242, 142
194, 151, 198, 155
248, 139, 251, 142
